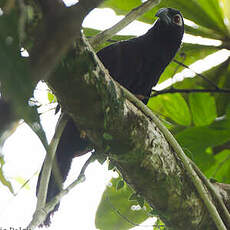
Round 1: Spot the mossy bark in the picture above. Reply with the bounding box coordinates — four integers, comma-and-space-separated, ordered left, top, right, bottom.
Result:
47, 35, 229, 230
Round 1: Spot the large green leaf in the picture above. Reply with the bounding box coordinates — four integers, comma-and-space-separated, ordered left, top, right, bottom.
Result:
205, 149, 230, 183
184, 24, 224, 40
196, 0, 227, 34
176, 122, 230, 155
148, 93, 191, 126
221, 0, 230, 32
176, 117, 230, 171
95, 177, 150, 230
101, 0, 141, 16
101, 0, 229, 38
189, 92, 217, 126
214, 60, 230, 116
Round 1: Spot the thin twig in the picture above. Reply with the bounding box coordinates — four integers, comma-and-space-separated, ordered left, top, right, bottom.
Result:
170, 53, 186, 78
151, 87, 230, 96
190, 160, 230, 227
27, 114, 68, 229
173, 59, 220, 89
27, 153, 94, 230
89, 0, 161, 49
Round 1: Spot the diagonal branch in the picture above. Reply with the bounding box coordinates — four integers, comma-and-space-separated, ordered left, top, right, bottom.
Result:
89, 0, 161, 48
29, 0, 103, 83
151, 87, 230, 96
35, 114, 68, 213
46, 34, 230, 229
173, 59, 220, 89
27, 153, 94, 230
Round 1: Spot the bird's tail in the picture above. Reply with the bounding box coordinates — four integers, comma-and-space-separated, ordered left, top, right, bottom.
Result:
36, 117, 90, 227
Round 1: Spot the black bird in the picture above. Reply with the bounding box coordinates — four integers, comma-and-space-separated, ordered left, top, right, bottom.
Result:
37, 8, 184, 227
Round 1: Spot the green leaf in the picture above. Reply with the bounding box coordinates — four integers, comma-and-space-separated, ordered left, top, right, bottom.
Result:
0, 156, 14, 194
176, 125, 230, 155
0, 8, 48, 150
136, 196, 144, 208
116, 180, 125, 190
221, 0, 230, 32
205, 149, 230, 183
148, 93, 191, 126
101, 0, 229, 37
108, 160, 115, 170
176, 119, 230, 170
14, 176, 30, 190
101, 0, 141, 16
47, 91, 57, 103
129, 192, 138, 201
196, 0, 227, 34
189, 92, 217, 126
154, 218, 166, 230
174, 58, 230, 117
184, 24, 223, 40
95, 177, 150, 230
103, 132, 113, 140
214, 60, 230, 116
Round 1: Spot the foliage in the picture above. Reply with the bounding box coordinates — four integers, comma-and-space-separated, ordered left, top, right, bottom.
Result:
95, 177, 151, 230
0, 0, 230, 229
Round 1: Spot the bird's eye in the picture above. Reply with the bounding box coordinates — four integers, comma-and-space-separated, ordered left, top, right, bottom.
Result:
173, 14, 182, 26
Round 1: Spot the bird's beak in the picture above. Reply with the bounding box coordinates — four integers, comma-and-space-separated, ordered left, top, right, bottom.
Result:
155, 8, 171, 25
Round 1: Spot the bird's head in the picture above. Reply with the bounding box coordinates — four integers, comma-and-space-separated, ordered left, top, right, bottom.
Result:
156, 8, 184, 27
155, 8, 184, 38
154, 8, 184, 42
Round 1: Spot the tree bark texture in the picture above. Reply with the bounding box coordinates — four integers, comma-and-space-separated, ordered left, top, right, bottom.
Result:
47, 35, 230, 230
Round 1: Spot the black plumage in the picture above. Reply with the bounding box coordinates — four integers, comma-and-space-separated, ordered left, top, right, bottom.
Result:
37, 8, 184, 227
97, 7, 184, 99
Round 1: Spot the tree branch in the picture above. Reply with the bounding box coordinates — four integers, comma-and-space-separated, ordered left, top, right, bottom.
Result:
31, 114, 68, 228
173, 59, 220, 89
89, 0, 161, 49
27, 152, 94, 230
119, 77, 228, 230
46, 34, 230, 229
151, 87, 230, 96
25, 1, 230, 228
29, 0, 103, 83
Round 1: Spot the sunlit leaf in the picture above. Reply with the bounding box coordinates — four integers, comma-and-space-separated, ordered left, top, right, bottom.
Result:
47, 91, 57, 103
101, 0, 229, 36
14, 176, 30, 190
95, 177, 150, 230
176, 118, 230, 171
205, 149, 230, 183
0, 156, 14, 194
189, 92, 217, 126
148, 93, 191, 126
220, 0, 230, 33
116, 180, 125, 190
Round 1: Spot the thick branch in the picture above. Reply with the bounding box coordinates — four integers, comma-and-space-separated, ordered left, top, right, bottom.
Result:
46, 35, 230, 230
29, 0, 103, 82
